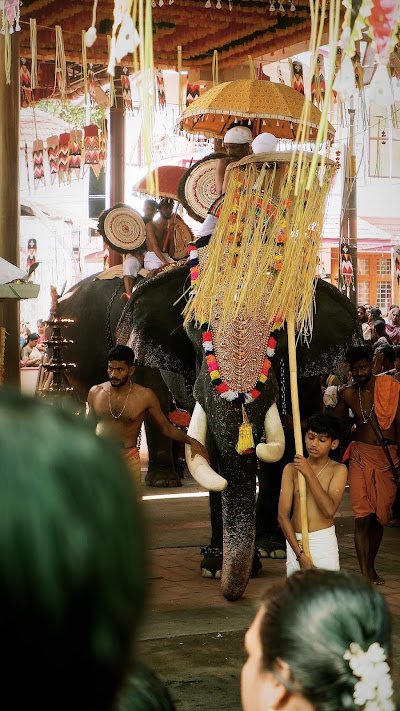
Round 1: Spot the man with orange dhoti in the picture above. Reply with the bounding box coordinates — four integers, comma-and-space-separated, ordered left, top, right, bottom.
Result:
88, 345, 209, 494
333, 345, 400, 585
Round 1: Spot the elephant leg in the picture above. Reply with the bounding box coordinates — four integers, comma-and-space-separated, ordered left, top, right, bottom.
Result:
256, 429, 295, 559
134, 366, 181, 488
256, 460, 286, 559
221, 456, 257, 601
200, 491, 223, 579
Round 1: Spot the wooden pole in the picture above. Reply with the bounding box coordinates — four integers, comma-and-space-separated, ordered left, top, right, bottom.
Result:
347, 101, 358, 306
0, 30, 20, 386
287, 314, 311, 558
108, 66, 125, 267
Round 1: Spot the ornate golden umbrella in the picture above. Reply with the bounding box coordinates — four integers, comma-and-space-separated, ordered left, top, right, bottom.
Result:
178, 79, 334, 142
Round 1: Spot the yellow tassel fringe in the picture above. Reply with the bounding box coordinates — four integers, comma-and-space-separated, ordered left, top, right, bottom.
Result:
236, 406, 255, 454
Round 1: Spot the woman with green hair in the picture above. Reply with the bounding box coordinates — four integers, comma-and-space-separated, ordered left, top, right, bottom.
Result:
0, 390, 146, 711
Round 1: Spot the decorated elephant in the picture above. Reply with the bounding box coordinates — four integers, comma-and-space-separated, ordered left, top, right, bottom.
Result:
53, 270, 193, 487
116, 263, 362, 601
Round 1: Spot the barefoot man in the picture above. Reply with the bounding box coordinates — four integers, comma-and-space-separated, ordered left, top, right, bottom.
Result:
88, 345, 209, 492
332, 345, 400, 584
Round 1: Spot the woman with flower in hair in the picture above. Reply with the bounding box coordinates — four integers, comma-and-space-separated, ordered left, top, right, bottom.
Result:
241, 569, 396, 711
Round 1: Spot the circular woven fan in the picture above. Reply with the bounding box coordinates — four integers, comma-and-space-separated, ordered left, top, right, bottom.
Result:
178, 153, 227, 222
167, 215, 193, 259
98, 203, 146, 254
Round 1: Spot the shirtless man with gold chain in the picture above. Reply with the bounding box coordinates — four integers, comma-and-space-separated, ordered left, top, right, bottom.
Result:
332, 345, 400, 584
88, 345, 208, 492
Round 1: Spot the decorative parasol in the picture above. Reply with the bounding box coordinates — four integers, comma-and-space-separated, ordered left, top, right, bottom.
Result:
98, 204, 146, 255
132, 165, 187, 200
178, 153, 227, 223
178, 80, 335, 141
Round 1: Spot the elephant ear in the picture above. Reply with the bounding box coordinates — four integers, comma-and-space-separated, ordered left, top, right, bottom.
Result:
273, 279, 363, 377
116, 264, 196, 380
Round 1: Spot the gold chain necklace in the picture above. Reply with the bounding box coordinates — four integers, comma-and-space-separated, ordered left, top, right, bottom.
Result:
315, 460, 329, 479
358, 386, 374, 424
109, 383, 132, 419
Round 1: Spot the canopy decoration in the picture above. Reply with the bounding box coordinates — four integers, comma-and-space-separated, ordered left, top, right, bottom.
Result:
178, 79, 335, 141
132, 165, 187, 200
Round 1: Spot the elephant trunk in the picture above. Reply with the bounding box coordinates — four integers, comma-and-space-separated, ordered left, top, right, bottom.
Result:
185, 402, 228, 492
221, 470, 256, 601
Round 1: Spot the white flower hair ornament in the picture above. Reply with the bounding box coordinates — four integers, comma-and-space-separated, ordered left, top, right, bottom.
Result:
343, 642, 394, 711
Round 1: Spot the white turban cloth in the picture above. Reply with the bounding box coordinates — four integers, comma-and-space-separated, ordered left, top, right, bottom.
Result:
223, 126, 253, 144
251, 132, 278, 154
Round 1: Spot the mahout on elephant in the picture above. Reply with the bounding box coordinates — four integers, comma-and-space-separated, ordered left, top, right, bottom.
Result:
116, 263, 362, 601
53, 270, 193, 488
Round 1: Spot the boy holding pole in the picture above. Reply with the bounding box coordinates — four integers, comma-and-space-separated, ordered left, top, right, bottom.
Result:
278, 412, 348, 575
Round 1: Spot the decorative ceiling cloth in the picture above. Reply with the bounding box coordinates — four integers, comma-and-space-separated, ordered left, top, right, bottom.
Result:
19, 0, 323, 69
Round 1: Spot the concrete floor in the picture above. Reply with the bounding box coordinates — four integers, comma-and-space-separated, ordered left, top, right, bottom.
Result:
138, 466, 400, 711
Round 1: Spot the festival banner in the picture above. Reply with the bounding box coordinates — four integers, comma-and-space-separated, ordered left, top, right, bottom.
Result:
121, 66, 133, 111
26, 238, 37, 270
47, 135, 59, 185
84, 124, 100, 178
277, 63, 286, 85
340, 242, 355, 290
394, 246, 400, 286
311, 53, 325, 107
68, 129, 83, 180
99, 127, 108, 172
88, 67, 96, 104
32, 139, 45, 188
20, 58, 32, 106
289, 59, 305, 95
186, 84, 200, 106
58, 132, 70, 184
156, 69, 166, 109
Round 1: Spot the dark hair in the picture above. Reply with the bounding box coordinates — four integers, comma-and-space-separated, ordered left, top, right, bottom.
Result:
158, 198, 174, 208
27, 332, 39, 341
370, 307, 382, 319
306, 412, 340, 441
108, 345, 135, 366
375, 344, 395, 364
259, 570, 393, 711
394, 346, 400, 359
373, 319, 387, 336
116, 659, 176, 711
345, 345, 374, 367
143, 199, 158, 209
357, 305, 367, 322
0, 389, 145, 711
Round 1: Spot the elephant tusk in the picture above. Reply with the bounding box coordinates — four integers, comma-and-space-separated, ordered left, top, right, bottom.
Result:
256, 403, 285, 463
185, 402, 228, 492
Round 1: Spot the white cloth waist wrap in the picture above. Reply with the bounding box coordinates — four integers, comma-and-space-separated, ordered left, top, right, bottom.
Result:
286, 525, 339, 577
123, 255, 141, 278
144, 252, 174, 270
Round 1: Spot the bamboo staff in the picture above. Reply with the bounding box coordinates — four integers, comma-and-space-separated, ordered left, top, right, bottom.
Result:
287, 314, 311, 559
